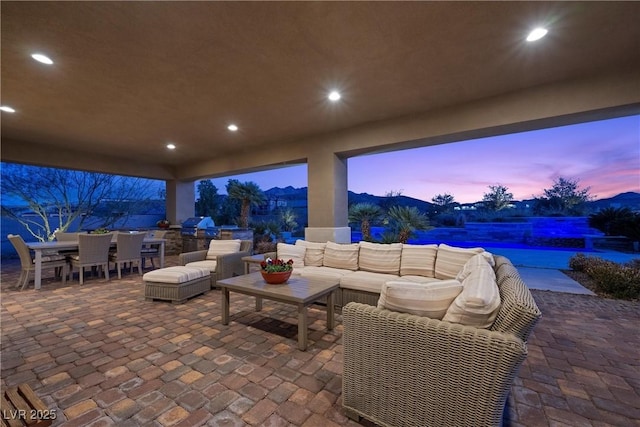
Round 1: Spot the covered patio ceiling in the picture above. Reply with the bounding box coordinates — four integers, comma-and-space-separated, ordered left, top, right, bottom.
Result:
2, 2, 639, 181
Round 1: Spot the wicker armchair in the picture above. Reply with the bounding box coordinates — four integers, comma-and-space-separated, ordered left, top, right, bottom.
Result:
342, 255, 541, 427
179, 240, 252, 288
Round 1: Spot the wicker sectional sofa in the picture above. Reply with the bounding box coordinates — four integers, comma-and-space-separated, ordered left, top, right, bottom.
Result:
266, 240, 506, 309
267, 240, 542, 426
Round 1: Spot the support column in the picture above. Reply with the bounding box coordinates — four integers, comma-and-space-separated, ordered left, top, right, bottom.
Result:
305, 150, 351, 243
166, 179, 195, 225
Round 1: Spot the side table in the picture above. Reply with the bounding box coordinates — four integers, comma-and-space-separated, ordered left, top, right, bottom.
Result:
242, 254, 266, 274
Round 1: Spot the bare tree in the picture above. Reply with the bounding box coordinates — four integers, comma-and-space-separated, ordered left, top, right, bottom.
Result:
1, 163, 158, 241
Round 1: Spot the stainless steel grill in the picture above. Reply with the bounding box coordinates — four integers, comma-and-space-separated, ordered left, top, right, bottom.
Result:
180, 217, 218, 237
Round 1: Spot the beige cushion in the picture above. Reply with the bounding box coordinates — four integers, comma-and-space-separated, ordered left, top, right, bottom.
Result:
443, 265, 501, 328
295, 240, 326, 267
358, 241, 403, 274
185, 260, 217, 272
206, 239, 242, 260
38, 254, 67, 262
277, 242, 306, 268
143, 266, 210, 283
455, 253, 493, 282
434, 244, 485, 280
378, 280, 463, 319
323, 241, 360, 271
300, 266, 352, 281
395, 275, 442, 285
400, 244, 438, 277
339, 271, 400, 294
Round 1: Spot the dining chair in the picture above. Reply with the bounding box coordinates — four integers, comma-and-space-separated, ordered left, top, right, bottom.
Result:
109, 232, 146, 279
8, 234, 68, 290
68, 233, 113, 285
141, 230, 167, 269
54, 230, 87, 257
54, 231, 87, 241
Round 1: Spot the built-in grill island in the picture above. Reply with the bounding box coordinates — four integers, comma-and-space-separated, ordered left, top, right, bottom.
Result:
181, 217, 218, 252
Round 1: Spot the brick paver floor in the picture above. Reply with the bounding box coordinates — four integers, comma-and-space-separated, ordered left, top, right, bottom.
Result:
1, 256, 638, 426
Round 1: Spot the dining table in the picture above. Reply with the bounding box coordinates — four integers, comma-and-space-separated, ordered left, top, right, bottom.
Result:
27, 237, 166, 290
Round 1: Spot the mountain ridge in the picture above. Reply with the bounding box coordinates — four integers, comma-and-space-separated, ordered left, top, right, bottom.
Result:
263, 186, 640, 210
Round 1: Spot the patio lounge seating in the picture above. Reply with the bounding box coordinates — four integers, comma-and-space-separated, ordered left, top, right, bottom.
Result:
143, 266, 210, 304
8, 234, 68, 290
179, 239, 252, 288
341, 254, 542, 427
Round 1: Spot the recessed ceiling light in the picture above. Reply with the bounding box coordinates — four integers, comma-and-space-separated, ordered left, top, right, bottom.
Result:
31, 53, 54, 65
526, 28, 548, 42
0, 106, 16, 113
227, 124, 238, 132
166, 143, 176, 150
328, 91, 341, 102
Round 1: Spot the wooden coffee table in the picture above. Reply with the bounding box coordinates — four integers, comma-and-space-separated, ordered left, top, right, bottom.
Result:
217, 272, 340, 351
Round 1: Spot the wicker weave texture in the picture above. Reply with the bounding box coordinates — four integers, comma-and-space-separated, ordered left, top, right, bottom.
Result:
342, 302, 528, 427
490, 256, 542, 343
338, 288, 380, 308
144, 276, 210, 303
179, 240, 252, 288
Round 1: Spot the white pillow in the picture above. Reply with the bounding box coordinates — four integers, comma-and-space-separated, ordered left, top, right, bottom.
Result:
206, 239, 242, 260
434, 244, 484, 280
295, 240, 326, 267
443, 266, 501, 329
323, 241, 360, 271
400, 244, 438, 277
276, 242, 306, 268
378, 280, 463, 320
358, 241, 402, 275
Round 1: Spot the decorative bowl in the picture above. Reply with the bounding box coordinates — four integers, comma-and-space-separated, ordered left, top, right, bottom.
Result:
261, 270, 292, 284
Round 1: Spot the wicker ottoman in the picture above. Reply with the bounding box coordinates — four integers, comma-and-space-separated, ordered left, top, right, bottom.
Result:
144, 266, 211, 304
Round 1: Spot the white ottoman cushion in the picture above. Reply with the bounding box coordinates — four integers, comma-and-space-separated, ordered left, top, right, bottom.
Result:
143, 266, 210, 284
186, 260, 218, 272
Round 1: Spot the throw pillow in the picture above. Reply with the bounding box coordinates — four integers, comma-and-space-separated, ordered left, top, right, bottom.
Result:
276, 242, 306, 268
400, 244, 438, 277
358, 241, 403, 275
295, 240, 326, 266
455, 253, 493, 282
443, 266, 501, 329
434, 243, 484, 280
377, 280, 463, 319
323, 241, 360, 271
206, 239, 242, 260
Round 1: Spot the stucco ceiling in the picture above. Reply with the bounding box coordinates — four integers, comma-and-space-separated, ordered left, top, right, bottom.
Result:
2, 1, 639, 174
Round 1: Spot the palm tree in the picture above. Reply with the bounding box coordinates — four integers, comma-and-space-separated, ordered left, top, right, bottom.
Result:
387, 206, 431, 243
280, 208, 298, 233
226, 180, 266, 228
348, 203, 383, 241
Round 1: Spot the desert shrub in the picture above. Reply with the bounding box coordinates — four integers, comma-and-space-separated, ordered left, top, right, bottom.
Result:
568, 253, 590, 272
582, 257, 640, 300
436, 214, 458, 227
626, 258, 640, 270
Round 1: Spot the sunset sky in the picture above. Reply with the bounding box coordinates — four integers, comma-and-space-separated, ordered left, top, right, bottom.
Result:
207, 115, 639, 204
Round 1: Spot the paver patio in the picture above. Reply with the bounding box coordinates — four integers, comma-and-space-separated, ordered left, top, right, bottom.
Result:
1, 256, 638, 426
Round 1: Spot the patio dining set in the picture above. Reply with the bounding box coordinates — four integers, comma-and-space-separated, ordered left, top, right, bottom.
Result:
7, 230, 167, 290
